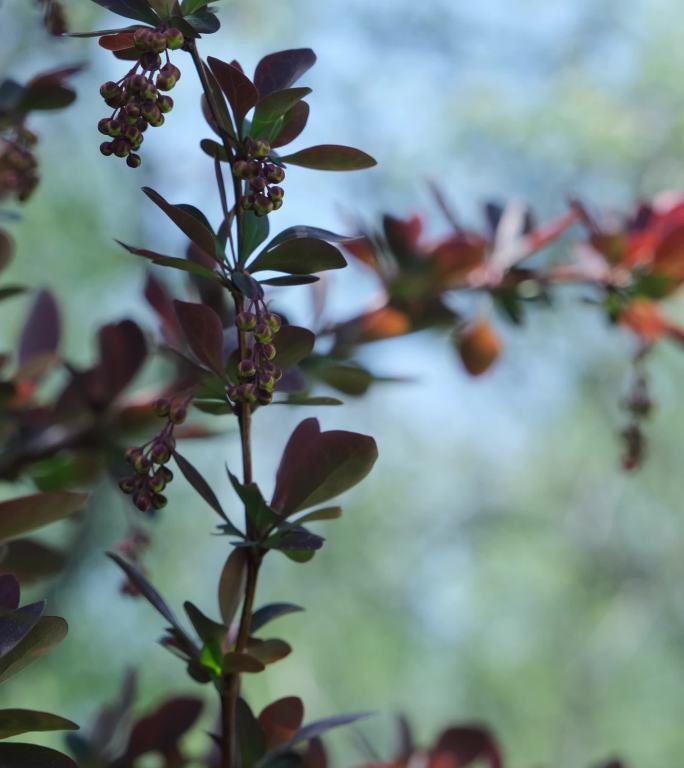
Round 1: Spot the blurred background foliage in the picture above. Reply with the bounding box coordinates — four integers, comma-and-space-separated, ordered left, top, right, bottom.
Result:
2, 0, 684, 766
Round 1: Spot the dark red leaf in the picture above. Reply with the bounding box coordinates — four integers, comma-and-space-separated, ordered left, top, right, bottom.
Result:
89, 0, 160, 25
174, 300, 226, 377
172, 450, 227, 521
18, 290, 60, 370
254, 49, 317, 97
143, 188, 218, 260
0, 574, 20, 610
98, 31, 136, 50
432, 726, 503, 768
0, 601, 44, 656
259, 697, 304, 749
274, 325, 315, 369
144, 274, 182, 346
272, 101, 310, 149
271, 418, 378, 516
97, 320, 147, 401
124, 697, 203, 760
0, 540, 67, 585
0, 743, 78, 767
208, 57, 258, 130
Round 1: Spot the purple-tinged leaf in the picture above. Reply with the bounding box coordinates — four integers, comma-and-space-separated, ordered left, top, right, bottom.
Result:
218, 548, 247, 626
89, 0, 160, 25
0, 575, 20, 611
248, 638, 292, 665
107, 552, 181, 630
200, 138, 229, 161
280, 145, 377, 171
271, 419, 378, 516
275, 712, 373, 753
18, 290, 60, 371
173, 450, 228, 522
90, 669, 137, 752
269, 225, 354, 248
223, 651, 265, 673
0, 601, 44, 656
95, 320, 147, 402
272, 101, 310, 149
254, 49, 317, 98
273, 325, 315, 370
174, 300, 226, 377
18, 67, 80, 113
250, 238, 346, 275
0, 743, 78, 767
232, 271, 264, 299
124, 697, 203, 760
208, 57, 258, 130
274, 396, 343, 407
0, 709, 78, 740
184, 7, 220, 33
183, 601, 226, 645
143, 188, 218, 260
250, 603, 303, 634
0, 615, 67, 684
0, 492, 87, 542
0, 540, 67, 585
260, 275, 320, 287
119, 241, 222, 283
266, 525, 324, 552
259, 697, 304, 749
200, 66, 236, 138
294, 507, 342, 524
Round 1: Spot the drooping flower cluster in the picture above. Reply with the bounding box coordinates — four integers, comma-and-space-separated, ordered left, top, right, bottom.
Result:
228, 304, 283, 405
119, 396, 189, 511
98, 27, 183, 168
233, 138, 286, 217
0, 129, 39, 203
621, 368, 652, 471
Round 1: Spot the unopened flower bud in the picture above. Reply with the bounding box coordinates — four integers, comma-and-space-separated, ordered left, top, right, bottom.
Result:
154, 398, 170, 417
100, 141, 114, 156
236, 311, 257, 331
253, 139, 271, 158
238, 359, 257, 378
100, 81, 121, 100
254, 322, 273, 343
149, 472, 166, 493
150, 441, 170, 465
257, 389, 273, 405
157, 95, 174, 113
169, 404, 187, 424
266, 164, 285, 183
266, 313, 282, 333
133, 491, 151, 513
119, 476, 137, 494
232, 160, 249, 178
260, 343, 277, 361
165, 27, 184, 49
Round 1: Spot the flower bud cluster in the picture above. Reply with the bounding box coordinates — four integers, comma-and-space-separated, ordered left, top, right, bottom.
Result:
0, 130, 39, 203
227, 302, 283, 405
233, 138, 286, 217
118, 396, 189, 511
98, 26, 184, 167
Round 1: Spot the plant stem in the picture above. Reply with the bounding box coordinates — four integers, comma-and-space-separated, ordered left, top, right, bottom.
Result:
188, 38, 260, 768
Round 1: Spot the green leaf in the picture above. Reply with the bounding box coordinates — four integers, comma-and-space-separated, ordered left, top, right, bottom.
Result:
0, 616, 67, 684
249, 238, 346, 275
0, 492, 87, 542
293, 507, 342, 524
0, 743, 78, 767
227, 471, 279, 534
273, 396, 343, 407
243, 212, 270, 263
251, 603, 304, 634
218, 548, 247, 626
147, 0, 176, 18
200, 138, 229, 161
280, 145, 377, 171
250, 88, 311, 141
260, 275, 319, 287
0, 709, 78, 740
272, 101, 310, 149
181, 0, 214, 13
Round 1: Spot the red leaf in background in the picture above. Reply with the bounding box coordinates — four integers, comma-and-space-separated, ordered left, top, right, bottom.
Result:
457, 320, 502, 377
430, 726, 503, 768
620, 299, 669, 344
258, 697, 305, 749
18, 289, 60, 373
383, 214, 423, 264
97, 320, 147, 401
98, 31, 136, 50
430, 232, 488, 283
124, 697, 203, 760
144, 274, 183, 346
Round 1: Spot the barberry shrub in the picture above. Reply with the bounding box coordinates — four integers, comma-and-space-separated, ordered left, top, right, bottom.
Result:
1, 1, 683, 767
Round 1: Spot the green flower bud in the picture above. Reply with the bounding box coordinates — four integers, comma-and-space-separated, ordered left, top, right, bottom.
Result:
238, 359, 257, 378
157, 95, 174, 113
236, 311, 257, 331
260, 342, 277, 361
165, 27, 184, 50
253, 139, 271, 158
254, 322, 273, 343
266, 313, 282, 333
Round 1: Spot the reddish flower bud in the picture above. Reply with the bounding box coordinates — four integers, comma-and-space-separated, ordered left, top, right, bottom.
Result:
253, 139, 271, 158
157, 95, 174, 113
165, 27, 184, 50
133, 491, 151, 513
266, 164, 285, 183
169, 404, 187, 424
236, 311, 257, 331
238, 359, 257, 379
150, 441, 170, 465
254, 322, 273, 343
119, 476, 137, 494
266, 312, 282, 333
140, 52, 162, 71
154, 398, 171, 417
260, 343, 277, 361
100, 141, 114, 157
